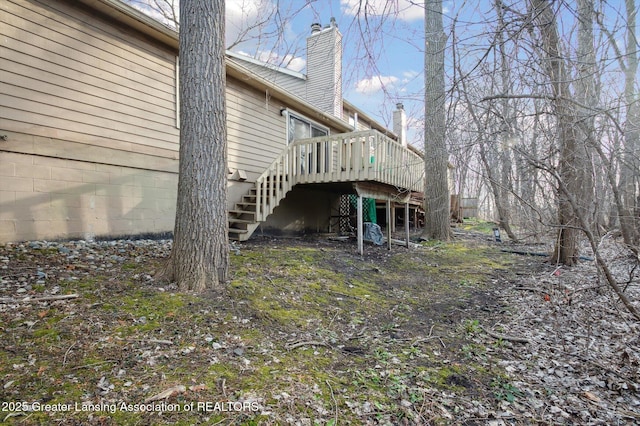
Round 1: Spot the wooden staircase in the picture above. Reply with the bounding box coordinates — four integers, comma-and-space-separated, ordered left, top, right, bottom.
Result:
228, 186, 260, 241
228, 178, 289, 241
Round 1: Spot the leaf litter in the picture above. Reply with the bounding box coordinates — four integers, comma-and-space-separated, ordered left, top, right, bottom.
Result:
0, 231, 638, 425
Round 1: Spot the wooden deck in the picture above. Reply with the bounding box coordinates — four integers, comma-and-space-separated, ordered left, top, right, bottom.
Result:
229, 130, 425, 240
255, 130, 424, 220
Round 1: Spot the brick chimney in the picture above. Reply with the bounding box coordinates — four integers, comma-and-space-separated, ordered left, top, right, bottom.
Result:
306, 18, 342, 118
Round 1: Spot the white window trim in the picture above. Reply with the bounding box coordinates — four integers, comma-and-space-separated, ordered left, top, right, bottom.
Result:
284, 110, 330, 145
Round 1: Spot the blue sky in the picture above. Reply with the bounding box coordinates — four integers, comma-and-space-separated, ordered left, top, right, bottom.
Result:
229, 0, 432, 144
128, 0, 434, 145
129, 0, 636, 148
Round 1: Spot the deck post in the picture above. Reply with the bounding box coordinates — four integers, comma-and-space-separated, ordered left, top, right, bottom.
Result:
386, 200, 392, 250
405, 202, 410, 248
357, 196, 364, 255
391, 203, 396, 232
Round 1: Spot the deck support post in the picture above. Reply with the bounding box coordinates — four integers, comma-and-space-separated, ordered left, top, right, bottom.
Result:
386, 200, 392, 250
357, 195, 364, 255
405, 202, 410, 248
391, 204, 396, 232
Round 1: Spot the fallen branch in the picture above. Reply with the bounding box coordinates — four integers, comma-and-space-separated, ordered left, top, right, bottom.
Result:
481, 326, 530, 344
3, 412, 27, 422
218, 378, 227, 397
285, 340, 330, 350
411, 324, 446, 348
411, 336, 446, 348
500, 249, 549, 257
500, 249, 593, 261
326, 379, 338, 426
63, 342, 78, 366
0, 293, 79, 304
126, 338, 173, 346
144, 385, 186, 403
71, 360, 118, 371
513, 286, 548, 294
386, 238, 421, 249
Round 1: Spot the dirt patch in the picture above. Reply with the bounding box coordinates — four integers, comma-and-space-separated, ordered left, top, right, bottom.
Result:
0, 232, 638, 425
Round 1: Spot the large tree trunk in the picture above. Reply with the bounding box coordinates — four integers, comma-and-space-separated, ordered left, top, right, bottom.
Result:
422, 0, 450, 241
492, 0, 518, 241
574, 0, 597, 230
619, 0, 640, 245
162, 0, 229, 291
530, 0, 590, 266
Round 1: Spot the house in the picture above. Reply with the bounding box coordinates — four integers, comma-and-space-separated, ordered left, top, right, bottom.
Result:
0, 0, 424, 245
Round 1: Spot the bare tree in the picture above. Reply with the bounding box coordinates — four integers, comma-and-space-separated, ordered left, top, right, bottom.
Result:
527, 0, 593, 265
128, 0, 179, 28
160, 0, 229, 291
603, 0, 640, 246
422, 0, 450, 240
127, 0, 312, 71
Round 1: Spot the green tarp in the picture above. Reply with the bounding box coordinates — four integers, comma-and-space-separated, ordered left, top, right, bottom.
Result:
349, 195, 377, 224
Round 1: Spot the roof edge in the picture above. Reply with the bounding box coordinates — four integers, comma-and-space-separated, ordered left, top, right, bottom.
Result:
76, 0, 178, 49
226, 51, 306, 81
226, 60, 353, 133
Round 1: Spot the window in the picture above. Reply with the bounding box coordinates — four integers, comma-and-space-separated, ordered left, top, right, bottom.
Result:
288, 114, 328, 144
286, 113, 329, 173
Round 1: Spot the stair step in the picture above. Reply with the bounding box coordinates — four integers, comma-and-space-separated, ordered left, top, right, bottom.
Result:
228, 228, 248, 235
229, 209, 257, 216
229, 218, 254, 224
237, 201, 257, 207
228, 176, 291, 241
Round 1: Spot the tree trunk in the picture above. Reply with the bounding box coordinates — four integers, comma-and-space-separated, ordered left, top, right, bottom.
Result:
619, 0, 640, 244
422, 0, 450, 241
162, 0, 229, 291
574, 0, 597, 231
493, 0, 518, 241
530, 0, 588, 266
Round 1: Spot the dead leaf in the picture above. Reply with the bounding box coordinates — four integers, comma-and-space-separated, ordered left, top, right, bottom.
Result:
582, 391, 600, 403
189, 384, 207, 392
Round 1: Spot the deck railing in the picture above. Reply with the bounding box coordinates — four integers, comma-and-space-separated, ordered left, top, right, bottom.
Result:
254, 130, 424, 221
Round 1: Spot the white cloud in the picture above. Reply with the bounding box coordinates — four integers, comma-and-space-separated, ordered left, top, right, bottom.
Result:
226, 0, 275, 47
285, 56, 306, 72
401, 70, 420, 83
354, 75, 399, 94
255, 51, 306, 72
341, 0, 423, 22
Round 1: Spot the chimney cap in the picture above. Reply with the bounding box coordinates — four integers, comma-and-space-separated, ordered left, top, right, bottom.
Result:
396, 102, 404, 110
311, 22, 322, 34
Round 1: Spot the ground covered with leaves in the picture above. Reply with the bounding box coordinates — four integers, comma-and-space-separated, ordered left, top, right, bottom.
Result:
1, 226, 639, 425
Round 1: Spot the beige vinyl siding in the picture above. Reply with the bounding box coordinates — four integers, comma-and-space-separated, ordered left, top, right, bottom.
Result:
0, 0, 180, 242
226, 79, 287, 178
1, 0, 179, 158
